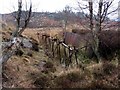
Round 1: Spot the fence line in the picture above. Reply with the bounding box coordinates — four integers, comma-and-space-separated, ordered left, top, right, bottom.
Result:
40, 34, 79, 67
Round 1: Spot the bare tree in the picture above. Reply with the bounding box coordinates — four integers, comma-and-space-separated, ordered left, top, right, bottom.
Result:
77, 0, 118, 62
12, 0, 32, 37
118, 1, 120, 24
1, 0, 32, 64
62, 5, 72, 31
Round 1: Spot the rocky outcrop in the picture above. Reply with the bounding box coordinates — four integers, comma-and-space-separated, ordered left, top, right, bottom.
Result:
17, 37, 39, 52
2, 36, 39, 52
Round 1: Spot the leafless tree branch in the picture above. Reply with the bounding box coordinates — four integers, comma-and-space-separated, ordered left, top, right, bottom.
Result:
1, 0, 32, 64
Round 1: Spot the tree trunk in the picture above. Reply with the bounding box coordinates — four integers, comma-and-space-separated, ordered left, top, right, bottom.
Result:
88, 0, 103, 62
94, 0, 103, 62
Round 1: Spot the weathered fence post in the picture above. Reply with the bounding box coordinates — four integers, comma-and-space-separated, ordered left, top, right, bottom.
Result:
37, 32, 41, 44
68, 46, 72, 65
42, 35, 46, 45
74, 46, 78, 65
58, 41, 62, 63
44, 35, 49, 49
48, 37, 51, 50
51, 39, 55, 57
56, 41, 59, 55
64, 45, 69, 67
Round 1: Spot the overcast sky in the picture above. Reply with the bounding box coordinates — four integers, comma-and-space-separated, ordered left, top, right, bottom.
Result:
0, 0, 119, 20
0, 0, 77, 13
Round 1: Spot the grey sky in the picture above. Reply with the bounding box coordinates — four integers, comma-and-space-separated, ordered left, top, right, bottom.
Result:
0, 0, 119, 20
0, 0, 77, 13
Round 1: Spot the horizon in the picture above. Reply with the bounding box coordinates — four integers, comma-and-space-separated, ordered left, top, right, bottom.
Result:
0, 0, 119, 20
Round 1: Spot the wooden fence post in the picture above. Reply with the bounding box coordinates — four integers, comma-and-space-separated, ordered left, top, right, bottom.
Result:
74, 46, 78, 65
42, 35, 47, 46
47, 36, 51, 50
37, 32, 40, 44
58, 42, 62, 63
45, 35, 47, 49
42, 35, 44, 40
68, 46, 72, 65
64, 46, 69, 67
51, 39, 55, 57
56, 41, 59, 55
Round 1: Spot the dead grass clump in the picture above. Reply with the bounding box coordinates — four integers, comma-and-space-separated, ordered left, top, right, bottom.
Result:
90, 75, 118, 88
90, 80, 108, 88
54, 74, 71, 88
2, 63, 20, 88
42, 61, 56, 74
103, 62, 118, 75
54, 70, 92, 88
27, 51, 33, 57
66, 71, 82, 82
90, 62, 118, 88
31, 73, 51, 88
44, 61, 53, 68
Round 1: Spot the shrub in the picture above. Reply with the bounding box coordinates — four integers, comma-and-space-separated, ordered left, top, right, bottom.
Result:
66, 71, 81, 82
54, 70, 92, 88
42, 61, 56, 74
90, 77, 118, 88
103, 62, 117, 75
44, 61, 53, 68
90, 62, 118, 88
54, 74, 71, 88
33, 73, 50, 88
